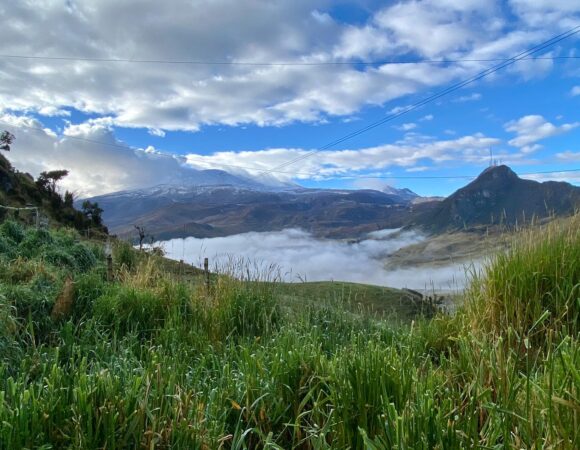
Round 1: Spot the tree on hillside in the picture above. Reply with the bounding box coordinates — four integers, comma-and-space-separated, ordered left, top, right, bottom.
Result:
81, 200, 104, 226
63, 190, 74, 208
0, 131, 15, 151
134, 225, 146, 250
36, 170, 69, 194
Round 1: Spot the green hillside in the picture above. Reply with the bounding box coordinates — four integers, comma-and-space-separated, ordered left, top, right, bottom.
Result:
0, 215, 579, 449
0, 152, 107, 235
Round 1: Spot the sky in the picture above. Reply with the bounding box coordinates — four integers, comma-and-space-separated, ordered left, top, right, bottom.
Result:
0, 0, 579, 198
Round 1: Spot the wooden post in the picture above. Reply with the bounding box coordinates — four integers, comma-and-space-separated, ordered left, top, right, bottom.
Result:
204, 257, 210, 295
107, 255, 113, 282
105, 240, 113, 282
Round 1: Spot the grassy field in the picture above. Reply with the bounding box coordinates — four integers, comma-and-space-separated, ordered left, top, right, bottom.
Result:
275, 281, 434, 319
0, 215, 578, 449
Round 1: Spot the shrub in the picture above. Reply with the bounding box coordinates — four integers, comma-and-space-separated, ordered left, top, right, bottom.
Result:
18, 228, 53, 258
43, 248, 79, 271
0, 234, 17, 259
113, 240, 138, 271
69, 243, 98, 273
0, 220, 25, 243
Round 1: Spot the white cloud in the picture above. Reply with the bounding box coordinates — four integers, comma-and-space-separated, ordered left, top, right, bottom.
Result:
453, 92, 482, 102
396, 123, 417, 131
505, 115, 579, 151
1, 114, 206, 197
556, 150, 580, 161
522, 171, 580, 184
185, 133, 503, 181
148, 128, 166, 137
159, 228, 474, 290
420, 114, 434, 121
508, 0, 580, 27
406, 166, 430, 172
5, 112, 553, 197
0, 0, 576, 132
571, 86, 580, 96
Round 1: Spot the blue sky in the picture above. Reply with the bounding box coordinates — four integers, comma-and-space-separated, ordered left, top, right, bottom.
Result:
0, 0, 579, 197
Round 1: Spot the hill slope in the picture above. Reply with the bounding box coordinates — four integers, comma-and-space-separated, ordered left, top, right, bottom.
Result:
87, 184, 431, 240
413, 165, 580, 232
0, 153, 106, 233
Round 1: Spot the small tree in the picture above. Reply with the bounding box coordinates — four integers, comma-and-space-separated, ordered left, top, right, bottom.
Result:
81, 200, 104, 226
134, 225, 146, 250
37, 170, 69, 194
0, 131, 14, 151
63, 191, 74, 208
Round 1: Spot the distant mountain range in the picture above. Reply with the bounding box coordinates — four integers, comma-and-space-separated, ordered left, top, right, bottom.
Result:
85, 165, 580, 241
88, 182, 430, 240
412, 165, 580, 232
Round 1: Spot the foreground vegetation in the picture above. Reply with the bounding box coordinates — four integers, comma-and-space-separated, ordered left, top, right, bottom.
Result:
0, 215, 578, 449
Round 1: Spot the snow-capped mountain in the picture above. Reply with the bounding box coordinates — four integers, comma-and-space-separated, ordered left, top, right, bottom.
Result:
85, 178, 428, 240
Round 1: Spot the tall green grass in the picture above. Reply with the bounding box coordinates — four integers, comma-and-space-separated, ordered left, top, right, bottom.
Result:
466, 214, 579, 343
0, 217, 578, 449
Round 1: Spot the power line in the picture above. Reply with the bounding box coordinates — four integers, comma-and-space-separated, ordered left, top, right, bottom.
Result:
1, 26, 579, 184
0, 54, 577, 66
268, 26, 580, 172
1, 119, 579, 182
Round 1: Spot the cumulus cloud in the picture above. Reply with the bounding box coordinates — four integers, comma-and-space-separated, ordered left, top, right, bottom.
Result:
508, 0, 580, 27
159, 228, 473, 290
571, 86, 580, 96
0, 113, 207, 197
185, 133, 503, 181
3, 111, 548, 196
505, 115, 579, 153
0, 0, 577, 132
396, 123, 417, 131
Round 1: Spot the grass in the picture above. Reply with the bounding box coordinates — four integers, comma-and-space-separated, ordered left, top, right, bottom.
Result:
275, 281, 436, 319
0, 216, 578, 449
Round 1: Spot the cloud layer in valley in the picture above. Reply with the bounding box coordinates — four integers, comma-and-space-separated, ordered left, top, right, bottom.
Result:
158, 228, 477, 291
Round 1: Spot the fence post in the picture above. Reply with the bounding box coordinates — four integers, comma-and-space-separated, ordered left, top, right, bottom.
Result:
105, 240, 114, 282
204, 257, 210, 295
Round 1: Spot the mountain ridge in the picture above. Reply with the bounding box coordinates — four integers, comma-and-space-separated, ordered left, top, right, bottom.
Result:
412, 165, 580, 232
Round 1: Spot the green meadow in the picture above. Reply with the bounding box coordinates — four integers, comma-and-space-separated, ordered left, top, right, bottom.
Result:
0, 215, 578, 449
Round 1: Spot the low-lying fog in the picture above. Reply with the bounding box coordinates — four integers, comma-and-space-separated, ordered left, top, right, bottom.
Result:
157, 228, 478, 291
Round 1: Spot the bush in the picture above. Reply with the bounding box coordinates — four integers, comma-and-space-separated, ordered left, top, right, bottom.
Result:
0, 220, 25, 243
43, 248, 79, 271
0, 234, 17, 259
69, 243, 98, 273
18, 228, 53, 258
113, 240, 137, 271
